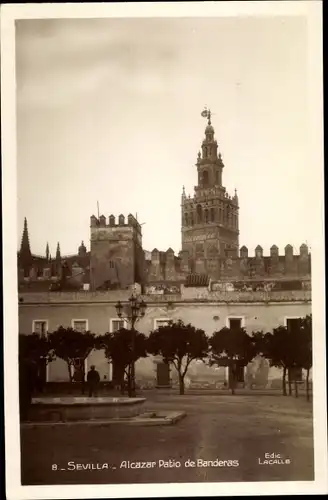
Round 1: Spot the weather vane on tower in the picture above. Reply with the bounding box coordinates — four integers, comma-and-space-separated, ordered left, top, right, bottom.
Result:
201, 106, 212, 125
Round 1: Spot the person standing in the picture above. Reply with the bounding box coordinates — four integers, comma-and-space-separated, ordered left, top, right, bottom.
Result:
87, 365, 100, 397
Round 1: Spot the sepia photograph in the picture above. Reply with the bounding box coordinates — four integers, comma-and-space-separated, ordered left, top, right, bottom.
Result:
2, 1, 327, 498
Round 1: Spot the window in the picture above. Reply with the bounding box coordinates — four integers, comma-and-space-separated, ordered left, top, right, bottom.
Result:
32, 320, 48, 335
196, 204, 202, 224
110, 319, 127, 332
154, 319, 169, 329
226, 317, 245, 329
202, 170, 209, 187
72, 319, 88, 332
184, 213, 189, 226
286, 317, 301, 333
229, 318, 242, 330
204, 209, 209, 223
195, 243, 204, 257
210, 208, 215, 222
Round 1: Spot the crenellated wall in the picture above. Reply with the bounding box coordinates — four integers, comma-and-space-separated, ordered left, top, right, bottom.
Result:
144, 243, 311, 286
18, 241, 311, 294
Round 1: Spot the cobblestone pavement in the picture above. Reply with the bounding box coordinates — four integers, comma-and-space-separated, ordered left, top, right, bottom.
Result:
20, 394, 314, 485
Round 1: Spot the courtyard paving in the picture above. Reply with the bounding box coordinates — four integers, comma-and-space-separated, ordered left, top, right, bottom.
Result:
20, 393, 314, 485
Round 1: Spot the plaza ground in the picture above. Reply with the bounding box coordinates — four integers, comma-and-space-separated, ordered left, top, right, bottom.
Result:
20, 393, 314, 485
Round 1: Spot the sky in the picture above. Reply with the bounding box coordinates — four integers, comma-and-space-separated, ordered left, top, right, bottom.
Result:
16, 15, 313, 258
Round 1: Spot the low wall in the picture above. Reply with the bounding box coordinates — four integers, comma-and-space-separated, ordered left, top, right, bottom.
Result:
29, 397, 146, 422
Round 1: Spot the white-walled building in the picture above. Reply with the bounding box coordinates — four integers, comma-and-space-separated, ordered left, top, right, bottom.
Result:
19, 283, 312, 390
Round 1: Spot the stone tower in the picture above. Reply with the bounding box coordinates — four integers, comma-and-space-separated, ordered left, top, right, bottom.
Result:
181, 110, 239, 277
90, 213, 145, 290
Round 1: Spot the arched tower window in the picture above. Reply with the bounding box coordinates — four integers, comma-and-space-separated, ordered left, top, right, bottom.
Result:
184, 213, 189, 226
216, 171, 220, 185
210, 207, 215, 222
202, 170, 209, 187
204, 209, 209, 223
190, 212, 194, 226
196, 204, 202, 224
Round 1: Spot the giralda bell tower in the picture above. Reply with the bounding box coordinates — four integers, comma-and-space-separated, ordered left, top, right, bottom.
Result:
181, 109, 239, 278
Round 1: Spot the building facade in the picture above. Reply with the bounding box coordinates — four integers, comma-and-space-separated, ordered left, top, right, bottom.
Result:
19, 285, 311, 388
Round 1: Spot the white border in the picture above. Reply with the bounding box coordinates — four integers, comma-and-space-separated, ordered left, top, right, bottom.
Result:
2, 1, 326, 499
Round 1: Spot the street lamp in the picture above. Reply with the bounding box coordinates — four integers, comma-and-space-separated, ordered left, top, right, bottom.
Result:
115, 294, 147, 397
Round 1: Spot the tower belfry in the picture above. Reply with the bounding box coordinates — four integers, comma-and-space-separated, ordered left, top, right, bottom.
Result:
181, 109, 239, 278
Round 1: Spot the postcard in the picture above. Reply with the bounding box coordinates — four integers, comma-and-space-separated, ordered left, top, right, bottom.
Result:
2, 1, 327, 498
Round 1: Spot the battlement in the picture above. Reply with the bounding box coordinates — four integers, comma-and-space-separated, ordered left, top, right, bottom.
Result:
148, 247, 176, 262
213, 242, 311, 279
90, 213, 141, 233
183, 186, 238, 205
144, 242, 311, 284
239, 243, 309, 259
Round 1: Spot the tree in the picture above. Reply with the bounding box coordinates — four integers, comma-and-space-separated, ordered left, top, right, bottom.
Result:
209, 327, 258, 395
98, 328, 148, 397
147, 320, 208, 395
19, 333, 55, 392
19, 332, 54, 366
19, 333, 54, 418
262, 326, 302, 396
48, 327, 96, 393
297, 315, 312, 401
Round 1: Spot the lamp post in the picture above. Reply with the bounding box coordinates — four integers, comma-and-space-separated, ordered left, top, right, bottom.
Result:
115, 294, 147, 397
